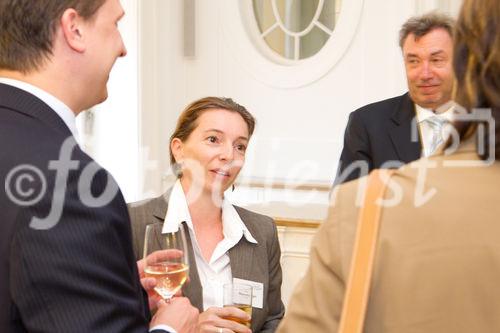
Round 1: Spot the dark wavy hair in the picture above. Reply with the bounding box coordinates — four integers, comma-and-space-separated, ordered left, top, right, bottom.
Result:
0, 0, 105, 73
453, 0, 500, 160
399, 12, 455, 48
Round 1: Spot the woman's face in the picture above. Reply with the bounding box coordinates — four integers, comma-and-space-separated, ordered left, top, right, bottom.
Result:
172, 109, 250, 196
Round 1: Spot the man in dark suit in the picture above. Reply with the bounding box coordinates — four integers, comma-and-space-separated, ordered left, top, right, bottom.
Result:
335, 13, 456, 184
0, 1, 198, 332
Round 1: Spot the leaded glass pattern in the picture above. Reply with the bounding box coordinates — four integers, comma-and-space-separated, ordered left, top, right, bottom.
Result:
252, 0, 342, 61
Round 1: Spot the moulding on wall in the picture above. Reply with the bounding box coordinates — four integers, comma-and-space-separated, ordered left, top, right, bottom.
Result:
275, 218, 321, 229
281, 252, 312, 259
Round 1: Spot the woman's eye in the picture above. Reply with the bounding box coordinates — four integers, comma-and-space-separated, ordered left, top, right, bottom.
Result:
235, 144, 247, 152
207, 136, 218, 143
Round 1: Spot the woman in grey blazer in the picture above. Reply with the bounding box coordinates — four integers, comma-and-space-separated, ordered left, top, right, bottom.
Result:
129, 97, 285, 333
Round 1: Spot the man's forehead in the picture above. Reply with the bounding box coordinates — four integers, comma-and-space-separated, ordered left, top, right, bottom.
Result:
95, 0, 125, 18
403, 29, 452, 54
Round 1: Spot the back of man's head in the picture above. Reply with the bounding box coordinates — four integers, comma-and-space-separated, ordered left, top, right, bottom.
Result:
0, 0, 105, 73
399, 12, 455, 48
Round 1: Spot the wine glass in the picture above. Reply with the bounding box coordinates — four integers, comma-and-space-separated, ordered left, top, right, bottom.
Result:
143, 222, 189, 300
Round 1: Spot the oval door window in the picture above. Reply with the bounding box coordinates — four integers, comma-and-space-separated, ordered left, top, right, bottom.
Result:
252, 0, 342, 61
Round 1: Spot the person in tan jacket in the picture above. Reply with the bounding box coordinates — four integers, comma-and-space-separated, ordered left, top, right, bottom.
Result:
277, 0, 500, 332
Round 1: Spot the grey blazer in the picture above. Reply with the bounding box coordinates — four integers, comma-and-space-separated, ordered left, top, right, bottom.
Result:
128, 190, 285, 333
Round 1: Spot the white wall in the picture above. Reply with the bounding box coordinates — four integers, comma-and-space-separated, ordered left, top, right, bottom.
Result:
137, 0, 463, 209
77, 0, 140, 202
137, 0, 411, 207
130, 0, 466, 309
76, 0, 463, 205
93, 0, 465, 308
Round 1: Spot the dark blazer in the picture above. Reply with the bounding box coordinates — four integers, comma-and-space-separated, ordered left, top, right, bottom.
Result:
335, 92, 421, 184
128, 190, 285, 333
0, 83, 165, 332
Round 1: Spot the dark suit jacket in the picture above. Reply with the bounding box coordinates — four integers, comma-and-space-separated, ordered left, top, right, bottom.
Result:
335, 93, 421, 184
128, 191, 285, 333
0, 83, 166, 332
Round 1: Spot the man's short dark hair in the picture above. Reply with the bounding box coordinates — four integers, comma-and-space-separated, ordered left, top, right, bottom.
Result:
399, 12, 455, 48
0, 0, 106, 73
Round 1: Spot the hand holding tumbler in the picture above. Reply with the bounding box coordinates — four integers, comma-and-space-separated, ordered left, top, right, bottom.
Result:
223, 283, 253, 328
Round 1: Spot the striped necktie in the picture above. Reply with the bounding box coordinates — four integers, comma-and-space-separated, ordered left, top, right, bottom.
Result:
426, 115, 448, 156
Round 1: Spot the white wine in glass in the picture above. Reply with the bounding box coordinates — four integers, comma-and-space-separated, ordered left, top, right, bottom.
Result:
143, 223, 189, 300
223, 283, 253, 328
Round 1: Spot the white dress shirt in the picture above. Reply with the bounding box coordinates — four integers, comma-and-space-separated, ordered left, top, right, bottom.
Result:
416, 103, 455, 157
150, 324, 177, 333
0, 77, 79, 141
162, 180, 258, 310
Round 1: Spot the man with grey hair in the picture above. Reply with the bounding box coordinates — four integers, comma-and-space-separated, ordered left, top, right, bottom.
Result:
334, 12, 455, 184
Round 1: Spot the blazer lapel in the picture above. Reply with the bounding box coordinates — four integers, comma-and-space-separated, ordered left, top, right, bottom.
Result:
228, 239, 255, 282
228, 208, 257, 282
182, 224, 204, 312
151, 190, 171, 222
150, 190, 204, 311
389, 93, 422, 163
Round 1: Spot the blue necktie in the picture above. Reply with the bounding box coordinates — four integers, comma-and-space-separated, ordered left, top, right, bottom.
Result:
426, 115, 448, 156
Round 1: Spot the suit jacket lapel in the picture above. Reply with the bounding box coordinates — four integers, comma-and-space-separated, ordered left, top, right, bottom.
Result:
389, 93, 422, 163
182, 224, 204, 312
228, 207, 257, 282
151, 189, 171, 222
150, 190, 204, 311
0, 83, 73, 137
228, 238, 255, 282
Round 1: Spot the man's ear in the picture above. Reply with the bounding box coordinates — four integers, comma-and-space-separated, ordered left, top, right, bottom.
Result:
171, 138, 184, 163
60, 8, 86, 53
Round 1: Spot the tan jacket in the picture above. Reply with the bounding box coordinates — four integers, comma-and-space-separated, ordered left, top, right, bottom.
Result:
128, 191, 285, 333
278, 142, 500, 332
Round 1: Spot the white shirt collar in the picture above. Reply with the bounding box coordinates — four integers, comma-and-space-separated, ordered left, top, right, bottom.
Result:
163, 180, 193, 233
415, 102, 456, 123
222, 198, 258, 245
0, 77, 79, 141
163, 180, 257, 245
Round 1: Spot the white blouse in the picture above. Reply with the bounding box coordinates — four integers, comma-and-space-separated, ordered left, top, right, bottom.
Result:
162, 180, 257, 310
